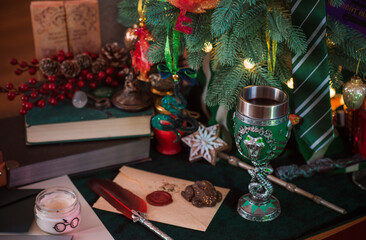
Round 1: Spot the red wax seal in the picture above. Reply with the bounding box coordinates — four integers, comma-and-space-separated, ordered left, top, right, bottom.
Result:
146, 191, 173, 206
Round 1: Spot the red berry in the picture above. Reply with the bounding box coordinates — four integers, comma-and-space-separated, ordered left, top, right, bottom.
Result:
5, 82, 14, 90
15, 69, 22, 75
65, 82, 73, 90
25, 102, 33, 110
86, 73, 94, 81
105, 76, 112, 85
111, 80, 119, 87
10, 58, 18, 65
19, 83, 29, 92
67, 92, 74, 99
57, 94, 65, 101
29, 68, 36, 75
77, 80, 85, 88
89, 82, 97, 89
37, 100, 46, 108
106, 67, 114, 75
7, 91, 16, 100
40, 88, 47, 94
30, 91, 38, 99
83, 51, 90, 56
21, 94, 29, 102
48, 83, 57, 91
57, 55, 65, 63
91, 53, 98, 60
48, 75, 56, 82
20, 61, 27, 68
28, 77, 37, 85
42, 83, 48, 90
81, 70, 88, 76
98, 71, 106, 80
19, 107, 27, 115
31, 58, 39, 65
117, 71, 125, 78
58, 85, 66, 91
21, 101, 27, 108
66, 52, 74, 59
48, 97, 58, 105
68, 78, 76, 83
58, 50, 65, 56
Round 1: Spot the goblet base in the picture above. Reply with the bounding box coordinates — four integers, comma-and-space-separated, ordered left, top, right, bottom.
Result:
237, 193, 280, 222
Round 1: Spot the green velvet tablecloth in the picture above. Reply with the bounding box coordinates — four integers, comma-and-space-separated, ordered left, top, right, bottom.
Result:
71, 144, 366, 240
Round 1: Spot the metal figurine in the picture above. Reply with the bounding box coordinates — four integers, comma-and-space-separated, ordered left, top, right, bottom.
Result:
233, 86, 292, 222
111, 72, 152, 111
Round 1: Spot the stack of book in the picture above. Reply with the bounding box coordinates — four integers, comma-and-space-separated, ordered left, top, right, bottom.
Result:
0, 102, 153, 187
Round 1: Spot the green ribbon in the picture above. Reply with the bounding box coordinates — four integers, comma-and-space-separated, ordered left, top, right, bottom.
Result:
164, 22, 180, 78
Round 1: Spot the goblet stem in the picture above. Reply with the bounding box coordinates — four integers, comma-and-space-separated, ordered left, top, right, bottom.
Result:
248, 162, 273, 202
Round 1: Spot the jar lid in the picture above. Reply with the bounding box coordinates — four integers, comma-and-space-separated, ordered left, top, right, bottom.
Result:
35, 187, 79, 216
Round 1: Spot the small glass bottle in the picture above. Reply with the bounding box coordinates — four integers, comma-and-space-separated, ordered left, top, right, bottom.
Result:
34, 187, 81, 234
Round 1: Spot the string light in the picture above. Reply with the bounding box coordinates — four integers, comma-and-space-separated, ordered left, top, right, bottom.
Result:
202, 42, 213, 53
330, 86, 336, 98
286, 77, 294, 89
243, 59, 255, 69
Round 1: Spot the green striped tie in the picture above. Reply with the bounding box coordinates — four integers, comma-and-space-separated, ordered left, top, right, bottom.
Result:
291, 0, 334, 161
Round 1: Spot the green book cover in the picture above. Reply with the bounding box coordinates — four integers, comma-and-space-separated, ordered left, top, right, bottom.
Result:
25, 100, 153, 126
24, 100, 153, 144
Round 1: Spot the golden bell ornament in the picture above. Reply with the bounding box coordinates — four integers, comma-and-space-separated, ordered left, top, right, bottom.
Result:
124, 24, 138, 50
343, 75, 366, 110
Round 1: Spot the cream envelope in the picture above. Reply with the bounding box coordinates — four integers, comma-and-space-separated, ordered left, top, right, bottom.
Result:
93, 166, 230, 232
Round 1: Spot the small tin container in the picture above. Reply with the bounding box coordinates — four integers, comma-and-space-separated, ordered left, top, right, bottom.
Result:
34, 187, 81, 234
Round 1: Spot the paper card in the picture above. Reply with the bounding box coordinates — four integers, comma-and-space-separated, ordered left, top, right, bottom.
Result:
93, 166, 230, 232
30, 1, 69, 59
65, 0, 101, 54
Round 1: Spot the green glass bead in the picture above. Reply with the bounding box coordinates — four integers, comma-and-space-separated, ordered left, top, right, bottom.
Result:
91, 87, 114, 98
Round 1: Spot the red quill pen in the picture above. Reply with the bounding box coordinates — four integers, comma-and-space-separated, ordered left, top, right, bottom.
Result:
88, 178, 173, 240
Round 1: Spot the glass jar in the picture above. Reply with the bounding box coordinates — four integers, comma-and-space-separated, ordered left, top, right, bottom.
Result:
34, 187, 81, 234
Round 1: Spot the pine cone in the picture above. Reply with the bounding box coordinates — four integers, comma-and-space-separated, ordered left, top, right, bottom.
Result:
91, 58, 108, 74
39, 58, 60, 76
61, 60, 81, 78
100, 42, 128, 68
75, 53, 93, 70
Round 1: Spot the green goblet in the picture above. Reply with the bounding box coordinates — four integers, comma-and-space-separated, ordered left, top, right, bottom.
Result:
233, 85, 292, 222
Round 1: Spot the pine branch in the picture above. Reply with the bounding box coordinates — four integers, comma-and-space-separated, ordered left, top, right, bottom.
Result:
212, 31, 237, 66
185, 12, 213, 52
186, 50, 206, 70
211, 0, 245, 38
267, 7, 307, 55
233, 3, 266, 38
118, 0, 139, 27
145, 1, 178, 27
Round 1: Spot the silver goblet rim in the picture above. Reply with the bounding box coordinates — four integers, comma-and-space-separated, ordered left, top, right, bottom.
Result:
237, 85, 289, 120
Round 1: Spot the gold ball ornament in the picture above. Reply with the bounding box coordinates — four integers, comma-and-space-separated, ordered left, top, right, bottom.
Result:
124, 24, 138, 50
167, 0, 220, 13
343, 75, 366, 109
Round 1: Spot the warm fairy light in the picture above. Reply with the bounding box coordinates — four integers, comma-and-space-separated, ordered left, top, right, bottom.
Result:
286, 77, 294, 89
340, 95, 344, 105
330, 86, 336, 98
243, 59, 255, 69
202, 42, 213, 53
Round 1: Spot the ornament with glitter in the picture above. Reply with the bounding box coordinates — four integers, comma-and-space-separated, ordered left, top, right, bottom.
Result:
131, 20, 154, 82
182, 124, 229, 165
